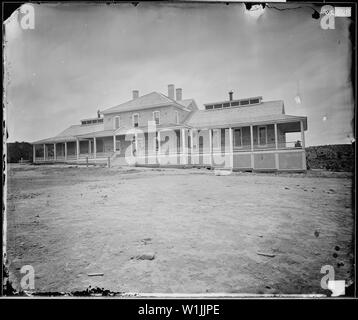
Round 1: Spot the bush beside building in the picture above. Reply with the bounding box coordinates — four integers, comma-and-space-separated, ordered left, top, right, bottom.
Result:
306, 144, 354, 172
6, 142, 33, 163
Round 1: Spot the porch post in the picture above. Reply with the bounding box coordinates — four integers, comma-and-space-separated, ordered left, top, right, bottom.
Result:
54, 143, 57, 161
113, 135, 116, 153
94, 137, 97, 159
43, 144, 46, 161
134, 131, 138, 156
181, 128, 187, 165
88, 140, 91, 155
157, 130, 161, 165
208, 129, 213, 167
64, 142, 67, 160
250, 125, 254, 169
300, 120, 305, 148
76, 139, 80, 160
33, 145, 36, 163
229, 128, 233, 169
300, 120, 306, 170
274, 123, 279, 170
190, 129, 194, 165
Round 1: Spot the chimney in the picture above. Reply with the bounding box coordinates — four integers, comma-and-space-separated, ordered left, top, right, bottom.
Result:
132, 90, 139, 99
229, 91, 233, 101
176, 88, 182, 101
168, 84, 175, 100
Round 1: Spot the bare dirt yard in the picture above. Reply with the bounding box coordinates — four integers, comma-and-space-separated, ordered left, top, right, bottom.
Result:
5, 164, 354, 295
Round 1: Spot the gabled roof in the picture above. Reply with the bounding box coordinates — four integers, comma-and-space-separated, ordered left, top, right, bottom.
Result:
185, 100, 307, 129
101, 92, 192, 115
176, 99, 198, 110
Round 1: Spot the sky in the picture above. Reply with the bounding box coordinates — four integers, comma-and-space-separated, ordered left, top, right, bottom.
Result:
4, 2, 354, 146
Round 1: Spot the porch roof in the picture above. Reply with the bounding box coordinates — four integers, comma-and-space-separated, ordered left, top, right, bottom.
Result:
32, 123, 105, 144
32, 135, 77, 144
186, 100, 307, 130
76, 129, 115, 139
189, 114, 308, 130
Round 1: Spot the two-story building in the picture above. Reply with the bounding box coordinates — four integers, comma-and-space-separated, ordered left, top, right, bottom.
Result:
32, 84, 308, 171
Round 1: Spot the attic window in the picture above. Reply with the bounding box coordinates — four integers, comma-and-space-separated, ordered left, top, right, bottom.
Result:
240, 100, 249, 106
250, 98, 260, 104
205, 105, 213, 110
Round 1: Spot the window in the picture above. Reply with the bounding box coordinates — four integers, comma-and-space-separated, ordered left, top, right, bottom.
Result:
214, 104, 222, 109
153, 111, 160, 125
223, 103, 230, 108
114, 116, 120, 129
230, 101, 240, 107
249, 98, 260, 104
205, 105, 213, 110
240, 100, 249, 106
175, 111, 179, 124
258, 126, 267, 146
133, 113, 139, 127
234, 128, 243, 148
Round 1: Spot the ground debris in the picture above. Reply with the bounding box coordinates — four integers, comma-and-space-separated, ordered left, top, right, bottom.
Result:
87, 273, 104, 277
131, 253, 155, 260
257, 252, 275, 258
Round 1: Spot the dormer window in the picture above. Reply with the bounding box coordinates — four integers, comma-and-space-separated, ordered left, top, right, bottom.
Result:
81, 118, 103, 125
153, 111, 160, 125
133, 113, 139, 127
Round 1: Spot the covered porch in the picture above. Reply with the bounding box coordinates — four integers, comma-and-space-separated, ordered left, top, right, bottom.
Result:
189, 118, 307, 171
32, 117, 307, 171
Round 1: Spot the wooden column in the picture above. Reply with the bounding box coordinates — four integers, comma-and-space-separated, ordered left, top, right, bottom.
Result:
189, 129, 193, 166
43, 144, 46, 161
54, 143, 57, 161
88, 140, 91, 155
33, 145, 36, 163
113, 135, 116, 153
274, 123, 279, 170
134, 132, 138, 156
300, 120, 306, 170
64, 142, 67, 160
229, 128, 233, 169
76, 139, 80, 160
208, 129, 213, 167
250, 125, 254, 169
93, 137, 97, 159
300, 120, 305, 148
181, 128, 187, 165
157, 131, 161, 165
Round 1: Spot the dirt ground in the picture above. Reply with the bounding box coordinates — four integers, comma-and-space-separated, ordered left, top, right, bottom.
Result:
5, 164, 354, 295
